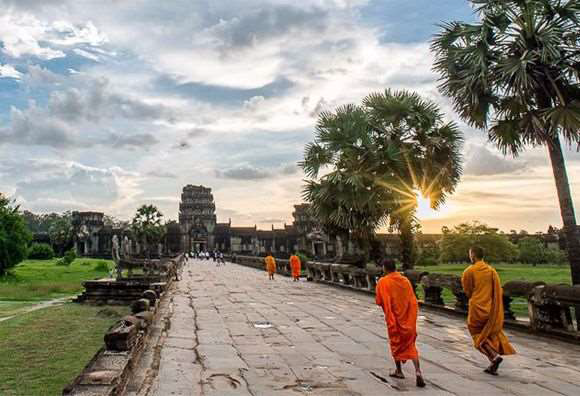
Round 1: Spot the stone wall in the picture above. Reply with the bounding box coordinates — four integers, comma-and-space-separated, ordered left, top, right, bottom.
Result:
230, 255, 580, 343
63, 254, 185, 395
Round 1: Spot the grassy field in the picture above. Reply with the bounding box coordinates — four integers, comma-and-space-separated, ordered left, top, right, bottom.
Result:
0, 258, 113, 302
0, 304, 127, 396
414, 263, 571, 318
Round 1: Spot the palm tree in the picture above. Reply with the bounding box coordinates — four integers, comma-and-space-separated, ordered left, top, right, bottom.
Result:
432, 0, 580, 284
301, 90, 463, 269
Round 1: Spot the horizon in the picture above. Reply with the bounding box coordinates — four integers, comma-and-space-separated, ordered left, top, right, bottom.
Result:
1, 1, 578, 234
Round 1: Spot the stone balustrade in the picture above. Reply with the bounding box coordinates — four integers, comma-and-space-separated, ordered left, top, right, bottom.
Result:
230, 256, 579, 342
75, 254, 185, 305
64, 289, 161, 395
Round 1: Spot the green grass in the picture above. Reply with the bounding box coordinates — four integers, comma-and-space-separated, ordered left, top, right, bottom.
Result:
415, 263, 571, 318
0, 304, 128, 396
0, 259, 113, 302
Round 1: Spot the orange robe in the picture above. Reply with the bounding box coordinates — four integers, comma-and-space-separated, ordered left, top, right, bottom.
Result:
462, 261, 516, 356
290, 255, 301, 279
265, 255, 276, 274
375, 272, 419, 361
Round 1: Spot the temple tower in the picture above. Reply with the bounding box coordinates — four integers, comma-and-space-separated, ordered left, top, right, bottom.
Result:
179, 185, 217, 252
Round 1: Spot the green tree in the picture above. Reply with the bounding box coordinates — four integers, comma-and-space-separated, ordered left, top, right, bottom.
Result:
301, 90, 463, 269
48, 212, 73, 256
432, 0, 580, 283
131, 205, 166, 259
518, 237, 545, 265
0, 194, 32, 276
439, 221, 519, 263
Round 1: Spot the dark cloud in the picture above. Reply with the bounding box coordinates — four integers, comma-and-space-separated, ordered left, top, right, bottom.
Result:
216, 165, 270, 180
209, 6, 328, 50
0, 107, 84, 148
108, 133, 159, 149
173, 141, 191, 150
215, 162, 299, 181
48, 78, 176, 123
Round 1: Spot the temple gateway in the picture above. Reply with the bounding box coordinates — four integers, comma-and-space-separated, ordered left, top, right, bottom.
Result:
72, 184, 349, 260
70, 184, 471, 260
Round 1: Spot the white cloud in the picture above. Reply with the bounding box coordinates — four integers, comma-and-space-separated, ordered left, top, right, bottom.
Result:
0, 64, 22, 79
0, 11, 107, 60
0, 12, 65, 59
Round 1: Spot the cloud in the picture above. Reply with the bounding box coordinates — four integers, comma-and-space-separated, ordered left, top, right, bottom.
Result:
108, 133, 159, 149
6, 159, 139, 213
216, 165, 271, 180
21, 64, 65, 86
0, 64, 22, 79
463, 144, 528, 176
145, 171, 177, 179
215, 162, 299, 180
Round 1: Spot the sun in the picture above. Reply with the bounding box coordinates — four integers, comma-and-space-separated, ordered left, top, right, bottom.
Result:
416, 193, 439, 220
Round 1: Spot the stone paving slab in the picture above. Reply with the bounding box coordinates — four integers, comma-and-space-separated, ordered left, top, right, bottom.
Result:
138, 259, 580, 396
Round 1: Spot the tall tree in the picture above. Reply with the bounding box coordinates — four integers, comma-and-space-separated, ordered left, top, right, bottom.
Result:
301, 90, 463, 268
131, 205, 166, 259
48, 212, 73, 256
432, 0, 580, 284
0, 194, 32, 276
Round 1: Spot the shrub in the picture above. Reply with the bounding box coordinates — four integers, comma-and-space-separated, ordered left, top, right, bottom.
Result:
56, 248, 77, 266
94, 261, 110, 272
27, 243, 55, 260
545, 248, 568, 265
0, 194, 32, 275
296, 252, 310, 265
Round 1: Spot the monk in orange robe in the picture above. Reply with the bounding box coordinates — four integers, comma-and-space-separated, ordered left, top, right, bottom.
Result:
462, 246, 516, 375
265, 252, 276, 280
289, 253, 301, 281
376, 259, 425, 387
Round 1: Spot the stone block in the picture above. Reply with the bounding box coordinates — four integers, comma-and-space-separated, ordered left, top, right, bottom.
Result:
131, 298, 150, 314
142, 289, 158, 304
104, 316, 141, 351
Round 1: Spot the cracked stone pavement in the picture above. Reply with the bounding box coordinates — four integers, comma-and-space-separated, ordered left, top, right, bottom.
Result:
133, 259, 580, 396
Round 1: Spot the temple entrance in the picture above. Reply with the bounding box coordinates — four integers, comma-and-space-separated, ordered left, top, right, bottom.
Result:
192, 240, 207, 252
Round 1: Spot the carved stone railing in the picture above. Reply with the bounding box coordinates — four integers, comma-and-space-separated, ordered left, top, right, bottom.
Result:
529, 284, 580, 335
230, 256, 579, 342
502, 280, 546, 320
64, 289, 162, 395
229, 255, 292, 277
75, 255, 185, 305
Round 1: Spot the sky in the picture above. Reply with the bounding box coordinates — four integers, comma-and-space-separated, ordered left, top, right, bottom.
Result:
0, 0, 578, 234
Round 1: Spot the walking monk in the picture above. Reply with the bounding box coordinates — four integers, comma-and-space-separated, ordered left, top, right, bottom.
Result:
265, 252, 276, 280
289, 253, 301, 282
375, 259, 425, 387
462, 246, 515, 375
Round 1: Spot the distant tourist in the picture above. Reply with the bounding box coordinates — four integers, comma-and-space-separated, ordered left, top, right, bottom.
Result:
375, 259, 425, 388
289, 253, 301, 282
218, 251, 225, 265
265, 252, 276, 280
462, 246, 516, 375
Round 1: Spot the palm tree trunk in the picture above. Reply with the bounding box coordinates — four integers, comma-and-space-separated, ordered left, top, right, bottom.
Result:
547, 135, 580, 285
400, 220, 415, 270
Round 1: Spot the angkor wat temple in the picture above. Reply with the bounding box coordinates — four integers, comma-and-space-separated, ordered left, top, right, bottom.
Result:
72, 184, 354, 260
71, 184, 565, 261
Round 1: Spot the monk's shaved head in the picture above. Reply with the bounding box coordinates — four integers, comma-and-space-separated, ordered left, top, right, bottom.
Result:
381, 258, 397, 273
470, 246, 485, 261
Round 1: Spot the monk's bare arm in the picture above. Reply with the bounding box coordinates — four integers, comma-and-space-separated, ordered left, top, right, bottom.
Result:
375, 283, 383, 307
462, 268, 474, 299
